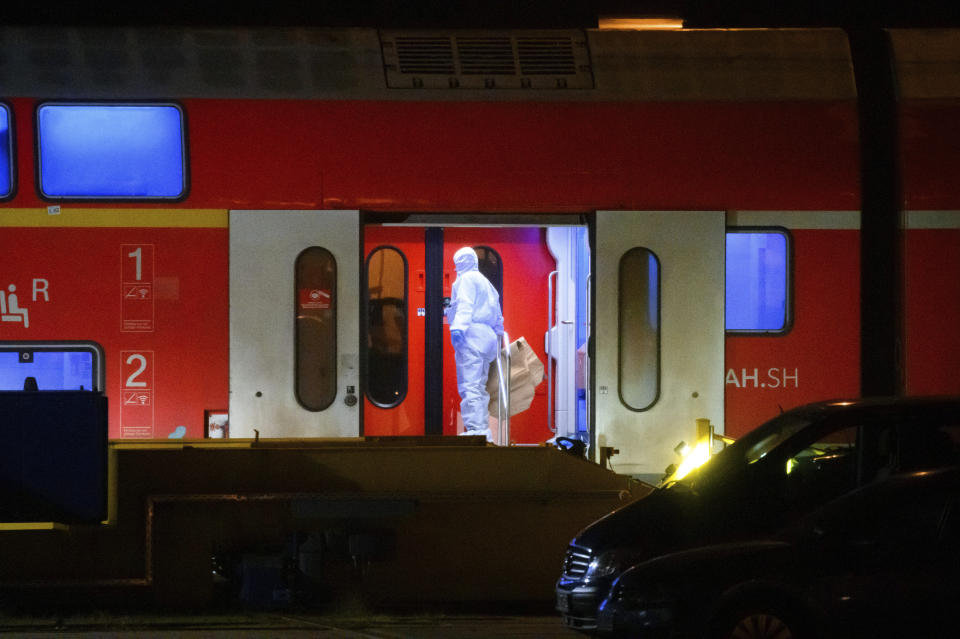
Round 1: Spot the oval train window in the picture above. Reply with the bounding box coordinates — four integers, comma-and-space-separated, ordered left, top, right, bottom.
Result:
365, 246, 408, 407
474, 245, 503, 307
295, 247, 337, 411
619, 247, 660, 411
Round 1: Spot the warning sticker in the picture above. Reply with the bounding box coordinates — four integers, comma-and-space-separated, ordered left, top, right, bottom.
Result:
299, 288, 331, 310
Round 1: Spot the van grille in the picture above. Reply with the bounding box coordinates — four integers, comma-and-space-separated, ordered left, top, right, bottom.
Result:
562, 544, 592, 579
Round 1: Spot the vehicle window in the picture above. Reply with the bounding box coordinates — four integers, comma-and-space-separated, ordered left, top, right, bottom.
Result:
940, 498, 960, 541
37, 103, 186, 199
895, 422, 960, 473
738, 414, 813, 465
786, 424, 857, 472
815, 484, 949, 552
685, 412, 814, 488
783, 424, 859, 506
725, 229, 790, 333
619, 247, 660, 411
1, 103, 11, 199
365, 246, 408, 408
295, 247, 337, 411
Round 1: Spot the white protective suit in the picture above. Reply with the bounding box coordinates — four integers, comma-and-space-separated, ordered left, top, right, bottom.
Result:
447, 247, 504, 441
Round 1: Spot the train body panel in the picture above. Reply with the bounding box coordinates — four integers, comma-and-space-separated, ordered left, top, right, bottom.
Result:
904, 223, 960, 395
891, 30, 960, 400
0, 214, 229, 439
8, 98, 860, 212
725, 216, 862, 434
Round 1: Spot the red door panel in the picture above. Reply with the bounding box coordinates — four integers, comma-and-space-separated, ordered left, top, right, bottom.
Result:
363, 226, 426, 436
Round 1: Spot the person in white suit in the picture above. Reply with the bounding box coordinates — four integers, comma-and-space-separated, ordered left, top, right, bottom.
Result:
446, 247, 504, 442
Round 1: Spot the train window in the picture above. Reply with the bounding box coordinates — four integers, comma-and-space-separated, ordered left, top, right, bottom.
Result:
295, 247, 337, 411
474, 246, 504, 305
726, 229, 791, 333
619, 248, 660, 411
0, 341, 104, 392
1, 103, 11, 199
365, 246, 408, 407
36, 103, 186, 200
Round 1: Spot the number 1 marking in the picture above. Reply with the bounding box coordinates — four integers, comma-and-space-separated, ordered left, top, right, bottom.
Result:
128, 247, 142, 281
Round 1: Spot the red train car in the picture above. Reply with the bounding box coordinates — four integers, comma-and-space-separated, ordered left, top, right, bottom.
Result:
0, 25, 954, 485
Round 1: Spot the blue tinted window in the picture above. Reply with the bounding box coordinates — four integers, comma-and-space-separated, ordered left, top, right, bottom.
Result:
37, 104, 185, 199
726, 231, 789, 332
1, 104, 11, 198
0, 351, 94, 391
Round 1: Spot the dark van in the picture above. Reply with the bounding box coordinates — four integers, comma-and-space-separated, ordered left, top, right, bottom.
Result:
556, 397, 960, 632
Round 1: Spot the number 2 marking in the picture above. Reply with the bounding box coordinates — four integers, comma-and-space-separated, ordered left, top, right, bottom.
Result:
125, 353, 148, 387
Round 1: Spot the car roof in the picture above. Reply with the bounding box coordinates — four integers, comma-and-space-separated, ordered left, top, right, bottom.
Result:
779, 395, 960, 423
792, 395, 960, 412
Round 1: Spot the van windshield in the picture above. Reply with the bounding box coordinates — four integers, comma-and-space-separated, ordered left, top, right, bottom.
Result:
680, 412, 816, 489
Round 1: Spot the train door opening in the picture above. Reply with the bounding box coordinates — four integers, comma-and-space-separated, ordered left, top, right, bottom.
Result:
363, 220, 592, 447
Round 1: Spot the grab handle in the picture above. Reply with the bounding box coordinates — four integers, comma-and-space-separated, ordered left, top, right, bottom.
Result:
547, 270, 558, 434
495, 331, 511, 444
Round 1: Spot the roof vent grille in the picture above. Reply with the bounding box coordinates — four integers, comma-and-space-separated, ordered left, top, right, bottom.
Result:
518, 36, 577, 75
381, 30, 593, 89
457, 37, 515, 75
395, 36, 455, 75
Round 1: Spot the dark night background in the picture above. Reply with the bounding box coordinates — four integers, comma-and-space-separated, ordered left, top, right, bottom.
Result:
6, 1, 960, 28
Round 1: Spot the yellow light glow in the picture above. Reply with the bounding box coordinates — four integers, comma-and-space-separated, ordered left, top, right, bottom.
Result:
598, 17, 684, 31
671, 441, 711, 481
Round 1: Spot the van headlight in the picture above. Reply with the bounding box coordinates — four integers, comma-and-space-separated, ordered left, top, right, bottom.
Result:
585, 549, 634, 582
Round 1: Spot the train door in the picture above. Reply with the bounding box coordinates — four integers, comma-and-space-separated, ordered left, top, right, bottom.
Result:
594, 211, 725, 480
229, 210, 361, 437
363, 221, 588, 445
363, 225, 426, 437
